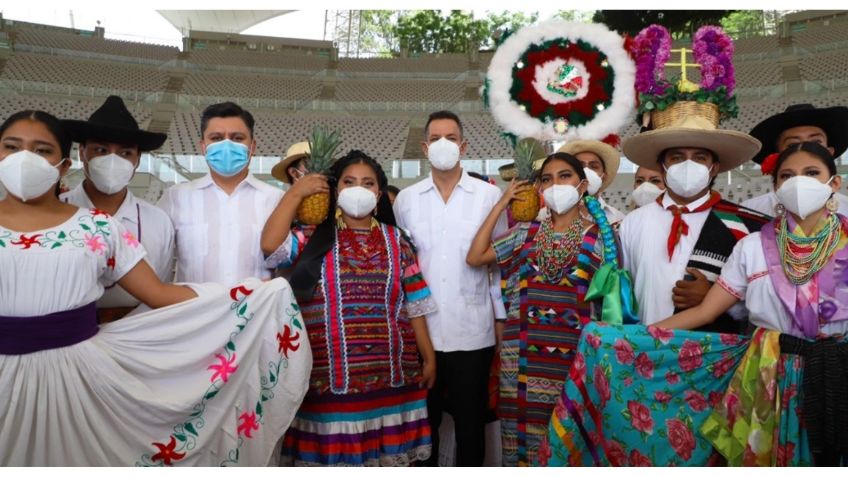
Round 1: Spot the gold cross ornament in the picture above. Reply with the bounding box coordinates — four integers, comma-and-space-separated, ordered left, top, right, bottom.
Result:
665, 47, 701, 82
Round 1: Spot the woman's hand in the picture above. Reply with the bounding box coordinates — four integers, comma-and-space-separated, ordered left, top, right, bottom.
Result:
420, 358, 436, 390
288, 173, 329, 200
496, 179, 532, 208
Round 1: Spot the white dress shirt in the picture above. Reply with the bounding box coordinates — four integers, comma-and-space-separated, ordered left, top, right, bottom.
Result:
157, 173, 283, 287
61, 183, 174, 308
742, 191, 848, 217
393, 170, 507, 352
619, 192, 713, 325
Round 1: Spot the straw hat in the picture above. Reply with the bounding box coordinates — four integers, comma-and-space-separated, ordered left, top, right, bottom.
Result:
271, 141, 311, 184
622, 115, 761, 173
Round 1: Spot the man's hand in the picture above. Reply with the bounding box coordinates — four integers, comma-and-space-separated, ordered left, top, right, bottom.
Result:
671, 268, 711, 310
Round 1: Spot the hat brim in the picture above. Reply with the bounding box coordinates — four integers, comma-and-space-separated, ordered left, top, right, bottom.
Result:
623, 128, 762, 173
748, 106, 848, 164
62, 120, 167, 152
557, 140, 620, 192
271, 153, 309, 183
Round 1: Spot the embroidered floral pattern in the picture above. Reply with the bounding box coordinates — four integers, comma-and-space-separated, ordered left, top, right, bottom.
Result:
138, 284, 306, 466
84, 233, 106, 254
122, 230, 140, 248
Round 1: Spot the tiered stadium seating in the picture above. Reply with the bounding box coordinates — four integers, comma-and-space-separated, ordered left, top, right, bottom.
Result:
792, 23, 848, 50
15, 27, 178, 61
187, 48, 328, 71
799, 50, 848, 81
338, 55, 468, 75
735, 60, 783, 87
335, 79, 464, 102
0, 94, 152, 124
1, 52, 169, 92
181, 71, 322, 101
734, 35, 781, 56
461, 114, 513, 159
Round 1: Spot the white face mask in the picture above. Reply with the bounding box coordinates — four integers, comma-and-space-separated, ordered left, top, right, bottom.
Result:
427, 137, 460, 171
337, 186, 378, 219
583, 167, 603, 196
664, 160, 712, 198
86, 153, 136, 195
775, 175, 835, 220
543, 184, 582, 215
631, 182, 664, 207
0, 150, 65, 202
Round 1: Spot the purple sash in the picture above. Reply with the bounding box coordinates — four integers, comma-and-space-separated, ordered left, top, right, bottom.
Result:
0, 302, 98, 355
761, 215, 848, 338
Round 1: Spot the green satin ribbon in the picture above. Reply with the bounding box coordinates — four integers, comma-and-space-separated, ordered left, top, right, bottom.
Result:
585, 263, 639, 325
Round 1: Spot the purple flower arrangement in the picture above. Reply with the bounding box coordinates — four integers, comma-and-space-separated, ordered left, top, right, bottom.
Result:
693, 26, 735, 94
631, 24, 672, 96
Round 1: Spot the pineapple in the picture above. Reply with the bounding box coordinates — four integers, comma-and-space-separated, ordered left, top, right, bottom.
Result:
296, 125, 342, 225
509, 138, 545, 222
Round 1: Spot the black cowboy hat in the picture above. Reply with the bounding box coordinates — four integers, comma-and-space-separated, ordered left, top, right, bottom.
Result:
62, 96, 167, 151
748, 103, 848, 164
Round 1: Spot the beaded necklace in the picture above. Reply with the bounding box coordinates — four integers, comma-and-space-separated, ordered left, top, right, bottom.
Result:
776, 213, 841, 285
534, 214, 584, 282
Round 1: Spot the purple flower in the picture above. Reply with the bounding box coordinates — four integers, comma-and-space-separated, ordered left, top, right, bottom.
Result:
631, 24, 672, 95
693, 26, 735, 93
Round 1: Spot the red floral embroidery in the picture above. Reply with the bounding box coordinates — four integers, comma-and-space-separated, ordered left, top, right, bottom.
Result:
634, 352, 654, 378
570, 351, 587, 382
647, 325, 674, 344
678, 340, 703, 373
593, 365, 610, 405
666, 418, 695, 461
627, 400, 653, 434
719, 333, 741, 345
665, 370, 680, 385
106, 256, 116, 270
613, 338, 635, 365
585, 333, 601, 349
229, 285, 254, 302
684, 390, 709, 412
151, 436, 185, 466
776, 442, 796, 466
712, 353, 736, 378
605, 439, 627, 466
208, 353, 238, 383
708, 391, 723, 407
90, 208, 110, 217
12, 234, 42, 249
237, 411, 260, 438
654, 391, 672, 404
781, 384, 798, 410
276, 325, 300, 358
629, 449, 652, 467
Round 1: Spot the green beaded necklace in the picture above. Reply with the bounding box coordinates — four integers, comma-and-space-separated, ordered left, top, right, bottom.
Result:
535, 215, 585, 283
776, 214, 841, 285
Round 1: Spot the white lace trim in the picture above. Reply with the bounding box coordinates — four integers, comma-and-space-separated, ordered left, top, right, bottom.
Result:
405, 295, 438, 318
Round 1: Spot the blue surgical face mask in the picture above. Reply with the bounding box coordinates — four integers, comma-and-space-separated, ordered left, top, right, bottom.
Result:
205, 139, 250, 177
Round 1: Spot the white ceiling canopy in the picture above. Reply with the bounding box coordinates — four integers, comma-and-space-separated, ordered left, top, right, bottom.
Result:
157, 10, 293, 36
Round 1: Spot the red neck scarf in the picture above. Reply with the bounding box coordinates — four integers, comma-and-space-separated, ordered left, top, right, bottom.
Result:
658, 191, 722, 260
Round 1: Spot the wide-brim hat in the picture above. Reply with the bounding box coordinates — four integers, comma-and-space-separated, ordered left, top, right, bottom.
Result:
623, 116, 761, 173
553, 140, 620, 192
271, 141, 311, 184
61, 96, 166, 151
748, 104, 848, 164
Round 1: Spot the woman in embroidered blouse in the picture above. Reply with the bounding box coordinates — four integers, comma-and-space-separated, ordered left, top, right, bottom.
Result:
0, 110, 312, 466
466, 152, 629, 466
263, 150, 437, 466
540, 142, 848, 467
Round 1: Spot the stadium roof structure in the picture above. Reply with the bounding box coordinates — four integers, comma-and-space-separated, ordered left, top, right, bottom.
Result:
157, 10, 293, 36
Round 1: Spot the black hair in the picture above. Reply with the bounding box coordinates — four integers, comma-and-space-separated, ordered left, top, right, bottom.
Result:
285, 157, 306, 183
466, 171, 488, 182
424, 110, 463, 140
289, 150, 397, 303
771, 141, 837, 186
200, 102, 255, 138
536, 152, 588, 183
386, 184, 401, 196
0, 110, 71, 159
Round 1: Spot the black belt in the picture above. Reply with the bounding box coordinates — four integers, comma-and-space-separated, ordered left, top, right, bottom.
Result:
779, 333, 848, 464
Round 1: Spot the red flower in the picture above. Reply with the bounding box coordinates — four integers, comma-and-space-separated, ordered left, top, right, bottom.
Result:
666, 418, 696, 461
624, 377, 633, 387
712, 354, 736, 378
237, 411, 260, 438
647, 325, 674, 344
719, 333, 741, 345
229, 284, 254, 302
760, 152, 779, 175
634, 353, 654, 378
90, 208, 110, 217
627, 400, 654, 434
654, 391, 672, 404
570, 352, 587, 382
629, 449, 652, 467
593, 365, 611, 405
725, 392, 741, 427
276, 325, 300, 358
106, 256, 116, 270
776, 442, 796, 466
605, 439, 627, 466
151, 436, 186, 466
11, 234, 42, 249
613, 339, 635, 365
781, 384, 798, 410
208, 353, 238, 383
708, 391, 723, 407
684, 390, 709, 412
678, 340, 703, 373
665, 370, 680, 385
585, 333, 602, 349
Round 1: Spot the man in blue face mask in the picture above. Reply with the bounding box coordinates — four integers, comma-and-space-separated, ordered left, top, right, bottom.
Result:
157, 102, 283, 286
